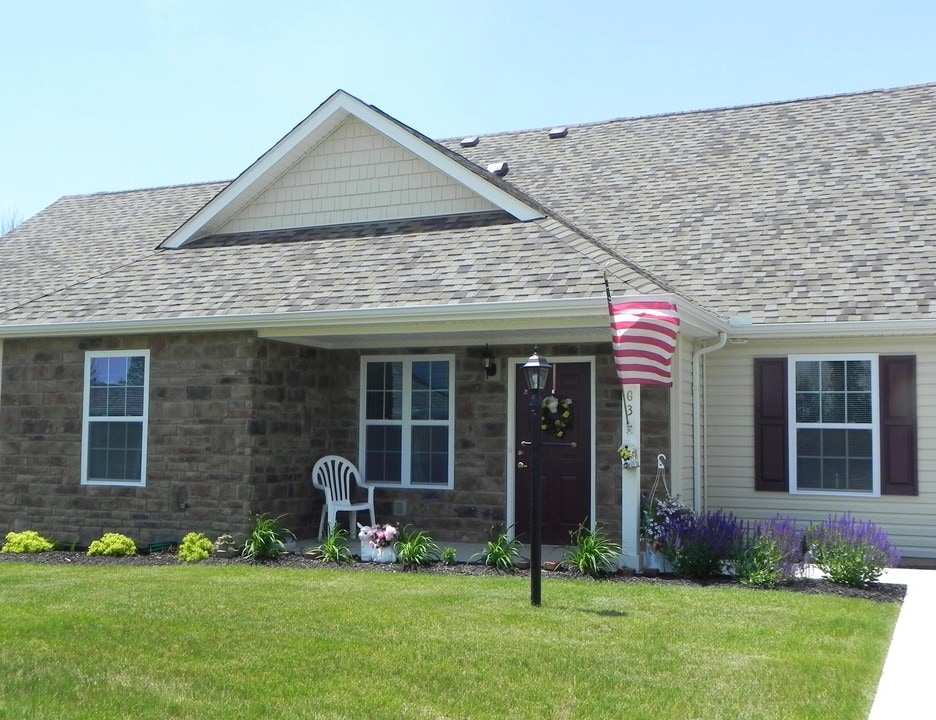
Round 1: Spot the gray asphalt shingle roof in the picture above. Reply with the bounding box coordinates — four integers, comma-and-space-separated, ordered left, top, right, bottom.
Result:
2, 83, 933, 328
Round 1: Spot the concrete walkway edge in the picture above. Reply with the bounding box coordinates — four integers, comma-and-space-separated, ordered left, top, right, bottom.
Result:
868, 568, 936, 719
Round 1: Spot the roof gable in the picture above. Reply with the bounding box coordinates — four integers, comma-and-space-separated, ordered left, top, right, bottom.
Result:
161, 90, 543, 248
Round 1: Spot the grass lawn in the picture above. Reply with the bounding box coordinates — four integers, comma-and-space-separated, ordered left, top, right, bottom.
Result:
0, 563, 898, 720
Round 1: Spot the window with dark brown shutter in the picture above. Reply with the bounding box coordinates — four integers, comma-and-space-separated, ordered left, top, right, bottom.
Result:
753, 354, 917, 496
754, 358, 788, 492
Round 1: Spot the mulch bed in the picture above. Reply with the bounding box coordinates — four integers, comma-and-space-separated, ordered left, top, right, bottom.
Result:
0, 550, 906, 604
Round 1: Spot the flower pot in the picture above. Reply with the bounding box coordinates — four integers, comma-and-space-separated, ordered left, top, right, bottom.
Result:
644, 548, 671, 574
371, 546, 396, 564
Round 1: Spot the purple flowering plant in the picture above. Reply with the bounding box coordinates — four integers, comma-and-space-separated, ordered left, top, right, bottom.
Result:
734, 516, 806, 586
661, 509, 742, 579
807, 513, 900, 588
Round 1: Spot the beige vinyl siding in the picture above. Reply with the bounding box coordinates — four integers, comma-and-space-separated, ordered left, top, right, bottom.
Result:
219, 117, 496, 234
704, 335, 936, 560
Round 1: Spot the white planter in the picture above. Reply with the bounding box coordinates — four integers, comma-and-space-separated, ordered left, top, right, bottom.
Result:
644, 548, 671, 573
371, 546, 396, 564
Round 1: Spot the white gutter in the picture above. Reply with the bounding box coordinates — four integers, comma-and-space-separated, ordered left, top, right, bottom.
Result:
729, 317, 936, 340
691, 332, 728, 513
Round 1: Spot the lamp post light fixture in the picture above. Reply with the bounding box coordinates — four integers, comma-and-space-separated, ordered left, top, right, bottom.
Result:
522, 346, 551, 607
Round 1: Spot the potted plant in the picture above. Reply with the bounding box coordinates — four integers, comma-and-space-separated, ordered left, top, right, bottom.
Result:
357, 523, 399, 563
640, 494, 690, 574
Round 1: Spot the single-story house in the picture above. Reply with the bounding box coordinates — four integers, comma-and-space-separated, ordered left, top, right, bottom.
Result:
2, 83, 934, 563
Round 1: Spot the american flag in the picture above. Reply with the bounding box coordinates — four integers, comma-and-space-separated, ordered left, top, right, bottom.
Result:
607, 300, 679, 386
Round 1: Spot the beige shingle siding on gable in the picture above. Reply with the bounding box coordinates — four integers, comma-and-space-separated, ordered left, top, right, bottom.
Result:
218, 117, 497, 234
704, 337, 936, 558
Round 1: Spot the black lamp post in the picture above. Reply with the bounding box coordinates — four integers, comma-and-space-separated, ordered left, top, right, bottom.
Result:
522, 347, 551, 607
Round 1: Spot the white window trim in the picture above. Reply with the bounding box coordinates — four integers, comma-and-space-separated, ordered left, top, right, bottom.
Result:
80, 349, 150, 487
787, 353, 880, 497
358, 354, 455, 489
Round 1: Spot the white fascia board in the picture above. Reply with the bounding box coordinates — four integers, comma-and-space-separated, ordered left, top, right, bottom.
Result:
0, 295, 725, 341
728, 318, 936, 340
161, 91, 542, 249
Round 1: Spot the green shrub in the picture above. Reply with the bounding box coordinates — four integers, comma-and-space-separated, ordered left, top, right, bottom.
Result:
178, 532, 214, 563
472, 527, 523, 571
440, 547, 457, 566
1, 530, 55, 554
87, 533, 137, 557
807, 513, 900, 588
309, 526, 352, 563
242, 514, 292, 562
562, 523, 622, 578
395, 527, 440, 568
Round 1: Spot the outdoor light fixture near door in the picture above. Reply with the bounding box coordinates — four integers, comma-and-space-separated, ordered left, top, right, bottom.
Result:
521, 346, 551, 607
481, 344, 497, 378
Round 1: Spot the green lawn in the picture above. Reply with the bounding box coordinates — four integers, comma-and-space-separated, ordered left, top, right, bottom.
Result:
0, 564, 898, 719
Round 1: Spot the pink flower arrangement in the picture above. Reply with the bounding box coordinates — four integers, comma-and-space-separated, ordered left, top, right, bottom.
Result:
364, 524, 398, 549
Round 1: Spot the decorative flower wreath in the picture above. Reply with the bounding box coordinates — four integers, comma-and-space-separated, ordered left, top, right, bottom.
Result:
541, 394, 573, 438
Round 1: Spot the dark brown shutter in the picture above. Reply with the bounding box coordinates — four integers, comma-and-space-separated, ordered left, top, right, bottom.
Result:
754, 358, 789, 492
880, 355, 917, 496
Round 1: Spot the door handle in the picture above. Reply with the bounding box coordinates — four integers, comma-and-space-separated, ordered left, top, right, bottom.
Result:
517, 462, 528, 469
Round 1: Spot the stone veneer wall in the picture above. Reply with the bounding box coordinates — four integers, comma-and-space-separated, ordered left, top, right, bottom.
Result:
0, 335, 669, 549
0, 332, 328, 546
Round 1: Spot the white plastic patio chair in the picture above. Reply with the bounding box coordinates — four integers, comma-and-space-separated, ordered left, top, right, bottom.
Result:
311, 455, 376, 539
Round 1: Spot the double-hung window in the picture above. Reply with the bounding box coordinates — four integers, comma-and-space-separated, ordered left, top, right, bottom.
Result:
789, 354, 879, 495
360, 355, 454, 488
81, 350, 150, 486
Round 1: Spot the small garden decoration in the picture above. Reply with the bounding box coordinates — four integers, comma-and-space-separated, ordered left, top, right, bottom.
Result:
617, 444, 638, 469
359, 523, 399, 563
541, 394, 573, 438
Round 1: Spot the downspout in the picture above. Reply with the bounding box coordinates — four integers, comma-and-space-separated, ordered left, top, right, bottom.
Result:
691, 332, 728, 513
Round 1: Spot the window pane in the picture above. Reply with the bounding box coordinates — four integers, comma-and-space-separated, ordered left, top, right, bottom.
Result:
796, 393, 820, 423
847, 392, 872, 424
365, 362, 403, 420
365, 426, 402, 483
796, 427, 873, 492
411, 361, 449, 421
796, 361, 820, 392
821, 393, 845, 423
411, 426, 449, 485
797, 456, 822, 489
846, 360, 871, 391
821, 361, 845, 391
86, 421, 143, 482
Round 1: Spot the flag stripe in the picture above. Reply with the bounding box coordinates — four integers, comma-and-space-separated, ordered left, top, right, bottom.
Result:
608, 301, 679, 386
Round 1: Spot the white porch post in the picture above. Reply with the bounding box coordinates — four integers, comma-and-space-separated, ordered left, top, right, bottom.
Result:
620, 386, 641, 570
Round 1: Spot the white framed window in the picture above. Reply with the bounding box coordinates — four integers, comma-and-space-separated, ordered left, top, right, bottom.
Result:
359, 355, 454, 488
788, 354, 879, 496
81, 350, 150, 486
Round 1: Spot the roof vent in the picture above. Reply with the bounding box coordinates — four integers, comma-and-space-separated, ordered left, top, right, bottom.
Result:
548, 127, 569, 139
460, 136, 479, 147
487, 161, 509, 177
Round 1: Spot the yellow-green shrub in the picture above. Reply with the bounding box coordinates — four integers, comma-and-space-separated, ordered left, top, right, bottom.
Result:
87, 533, 137, 557
178, 532, 213, 562
2, 530, 55, 554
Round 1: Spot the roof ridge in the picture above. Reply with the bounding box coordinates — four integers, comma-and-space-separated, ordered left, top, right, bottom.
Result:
60, 180, 231, 202
437, 81, 936, 141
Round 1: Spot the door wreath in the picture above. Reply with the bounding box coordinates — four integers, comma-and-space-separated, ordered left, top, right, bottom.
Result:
541, 394, 573, 438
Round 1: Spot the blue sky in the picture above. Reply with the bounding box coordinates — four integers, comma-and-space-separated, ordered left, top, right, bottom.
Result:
2, 1, 934, 222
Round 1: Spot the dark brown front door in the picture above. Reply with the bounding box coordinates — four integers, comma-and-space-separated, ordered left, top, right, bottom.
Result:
515, 361, 592, 546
